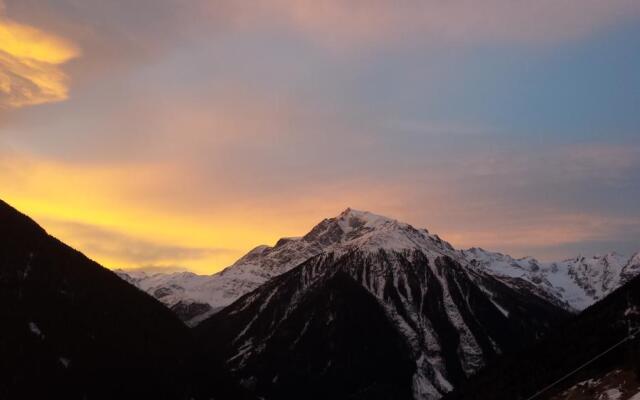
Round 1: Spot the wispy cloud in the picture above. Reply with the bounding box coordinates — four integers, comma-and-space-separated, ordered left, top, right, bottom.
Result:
0, 2, 79, 108
41, 218, 232, 269
1, 1, 638, 271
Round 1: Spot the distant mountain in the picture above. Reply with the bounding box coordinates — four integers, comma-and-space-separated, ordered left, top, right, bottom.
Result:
463, 248, 640, 311
444, 273, 640, 400
118, 209, 640, 325
194, 209, 570, 399
0, 199, 251, 399
114, 269, 220, 325
115, 221, 334, 325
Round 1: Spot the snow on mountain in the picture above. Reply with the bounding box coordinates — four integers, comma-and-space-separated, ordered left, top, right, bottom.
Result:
113, 269, 221, 325
462, 248, 640, 311
117, 209, 458, 325
112, 207, 640, 398
196, 218, 569, 399
444, 268, 640, 400
117, 209, 640, 324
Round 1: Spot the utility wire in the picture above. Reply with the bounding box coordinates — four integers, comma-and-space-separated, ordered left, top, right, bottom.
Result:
524, 328, 640, 400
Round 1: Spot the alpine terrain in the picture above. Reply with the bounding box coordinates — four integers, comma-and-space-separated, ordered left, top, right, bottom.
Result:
463, 248, 640, 311
119, 211, 640, 325
5, 198, 639, 400
194, 209, 571, 399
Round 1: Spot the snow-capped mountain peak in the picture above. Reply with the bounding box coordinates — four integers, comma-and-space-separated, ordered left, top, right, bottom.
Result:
335, 208, 401, 232
301, 208, 404, 246
196, 215, 570, 399
110, 207, 640, 399
303, 208, 455, 256
117, 208, 455, 325
117, 209, 640, 325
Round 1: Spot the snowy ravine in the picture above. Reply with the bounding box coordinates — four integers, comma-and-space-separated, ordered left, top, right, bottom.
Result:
194, 209, 569, 400
117, 209, 640, 325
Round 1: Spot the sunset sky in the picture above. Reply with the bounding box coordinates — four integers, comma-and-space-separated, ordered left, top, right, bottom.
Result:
1, 0, 639, 274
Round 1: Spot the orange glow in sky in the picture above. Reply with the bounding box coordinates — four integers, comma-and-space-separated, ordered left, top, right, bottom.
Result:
0, 155, 293, 273
1, 0, 639, 273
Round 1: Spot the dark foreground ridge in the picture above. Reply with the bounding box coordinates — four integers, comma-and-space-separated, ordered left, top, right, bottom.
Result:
0, 199, 252, 400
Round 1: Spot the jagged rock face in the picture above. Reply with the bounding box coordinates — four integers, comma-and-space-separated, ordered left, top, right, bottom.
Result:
196, 248, 569, 400
463, 248, 640, 311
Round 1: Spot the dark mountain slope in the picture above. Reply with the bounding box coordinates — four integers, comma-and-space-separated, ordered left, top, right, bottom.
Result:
444, 274, 640, 400
0, 199, 250, 400
202, 268, 416, 400
197, 245, 570, 399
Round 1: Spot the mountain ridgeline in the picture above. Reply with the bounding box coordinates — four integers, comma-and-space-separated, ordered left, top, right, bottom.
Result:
0, 199, 252, 400
119, 210, 640, 325
193, 209, 571, 399
3, 200, 639, 400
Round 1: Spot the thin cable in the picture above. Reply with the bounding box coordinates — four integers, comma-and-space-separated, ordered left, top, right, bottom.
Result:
524, 328, 640, 400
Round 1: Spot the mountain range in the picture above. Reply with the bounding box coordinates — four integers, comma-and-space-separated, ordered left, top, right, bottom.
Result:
194, 213, 570, 399
4, 200, 640, 399
120, 208, 640, 398
118, 209, 640, 324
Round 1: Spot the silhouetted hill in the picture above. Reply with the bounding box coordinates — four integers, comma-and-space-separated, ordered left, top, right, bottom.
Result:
0, 199, 251, 399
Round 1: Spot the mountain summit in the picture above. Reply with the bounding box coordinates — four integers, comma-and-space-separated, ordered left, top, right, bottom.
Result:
118, 209, 640, 325
195, 210, 570, 399
6, 200, 637, 400
118, 208, 458, 325
302, 208, 456, 255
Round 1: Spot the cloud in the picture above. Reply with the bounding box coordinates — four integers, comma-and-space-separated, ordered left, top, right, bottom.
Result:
41, 218, 231, 268
2, 139, 639, 272
0, 6, 79, 108
217, 0, 640, 47
424, 143, 640, 258
1, 0, 638, 270
464, 144, 640, 181
443, 212, 640, 254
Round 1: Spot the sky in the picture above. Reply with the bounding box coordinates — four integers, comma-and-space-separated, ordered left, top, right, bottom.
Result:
1, 0, 639, 274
